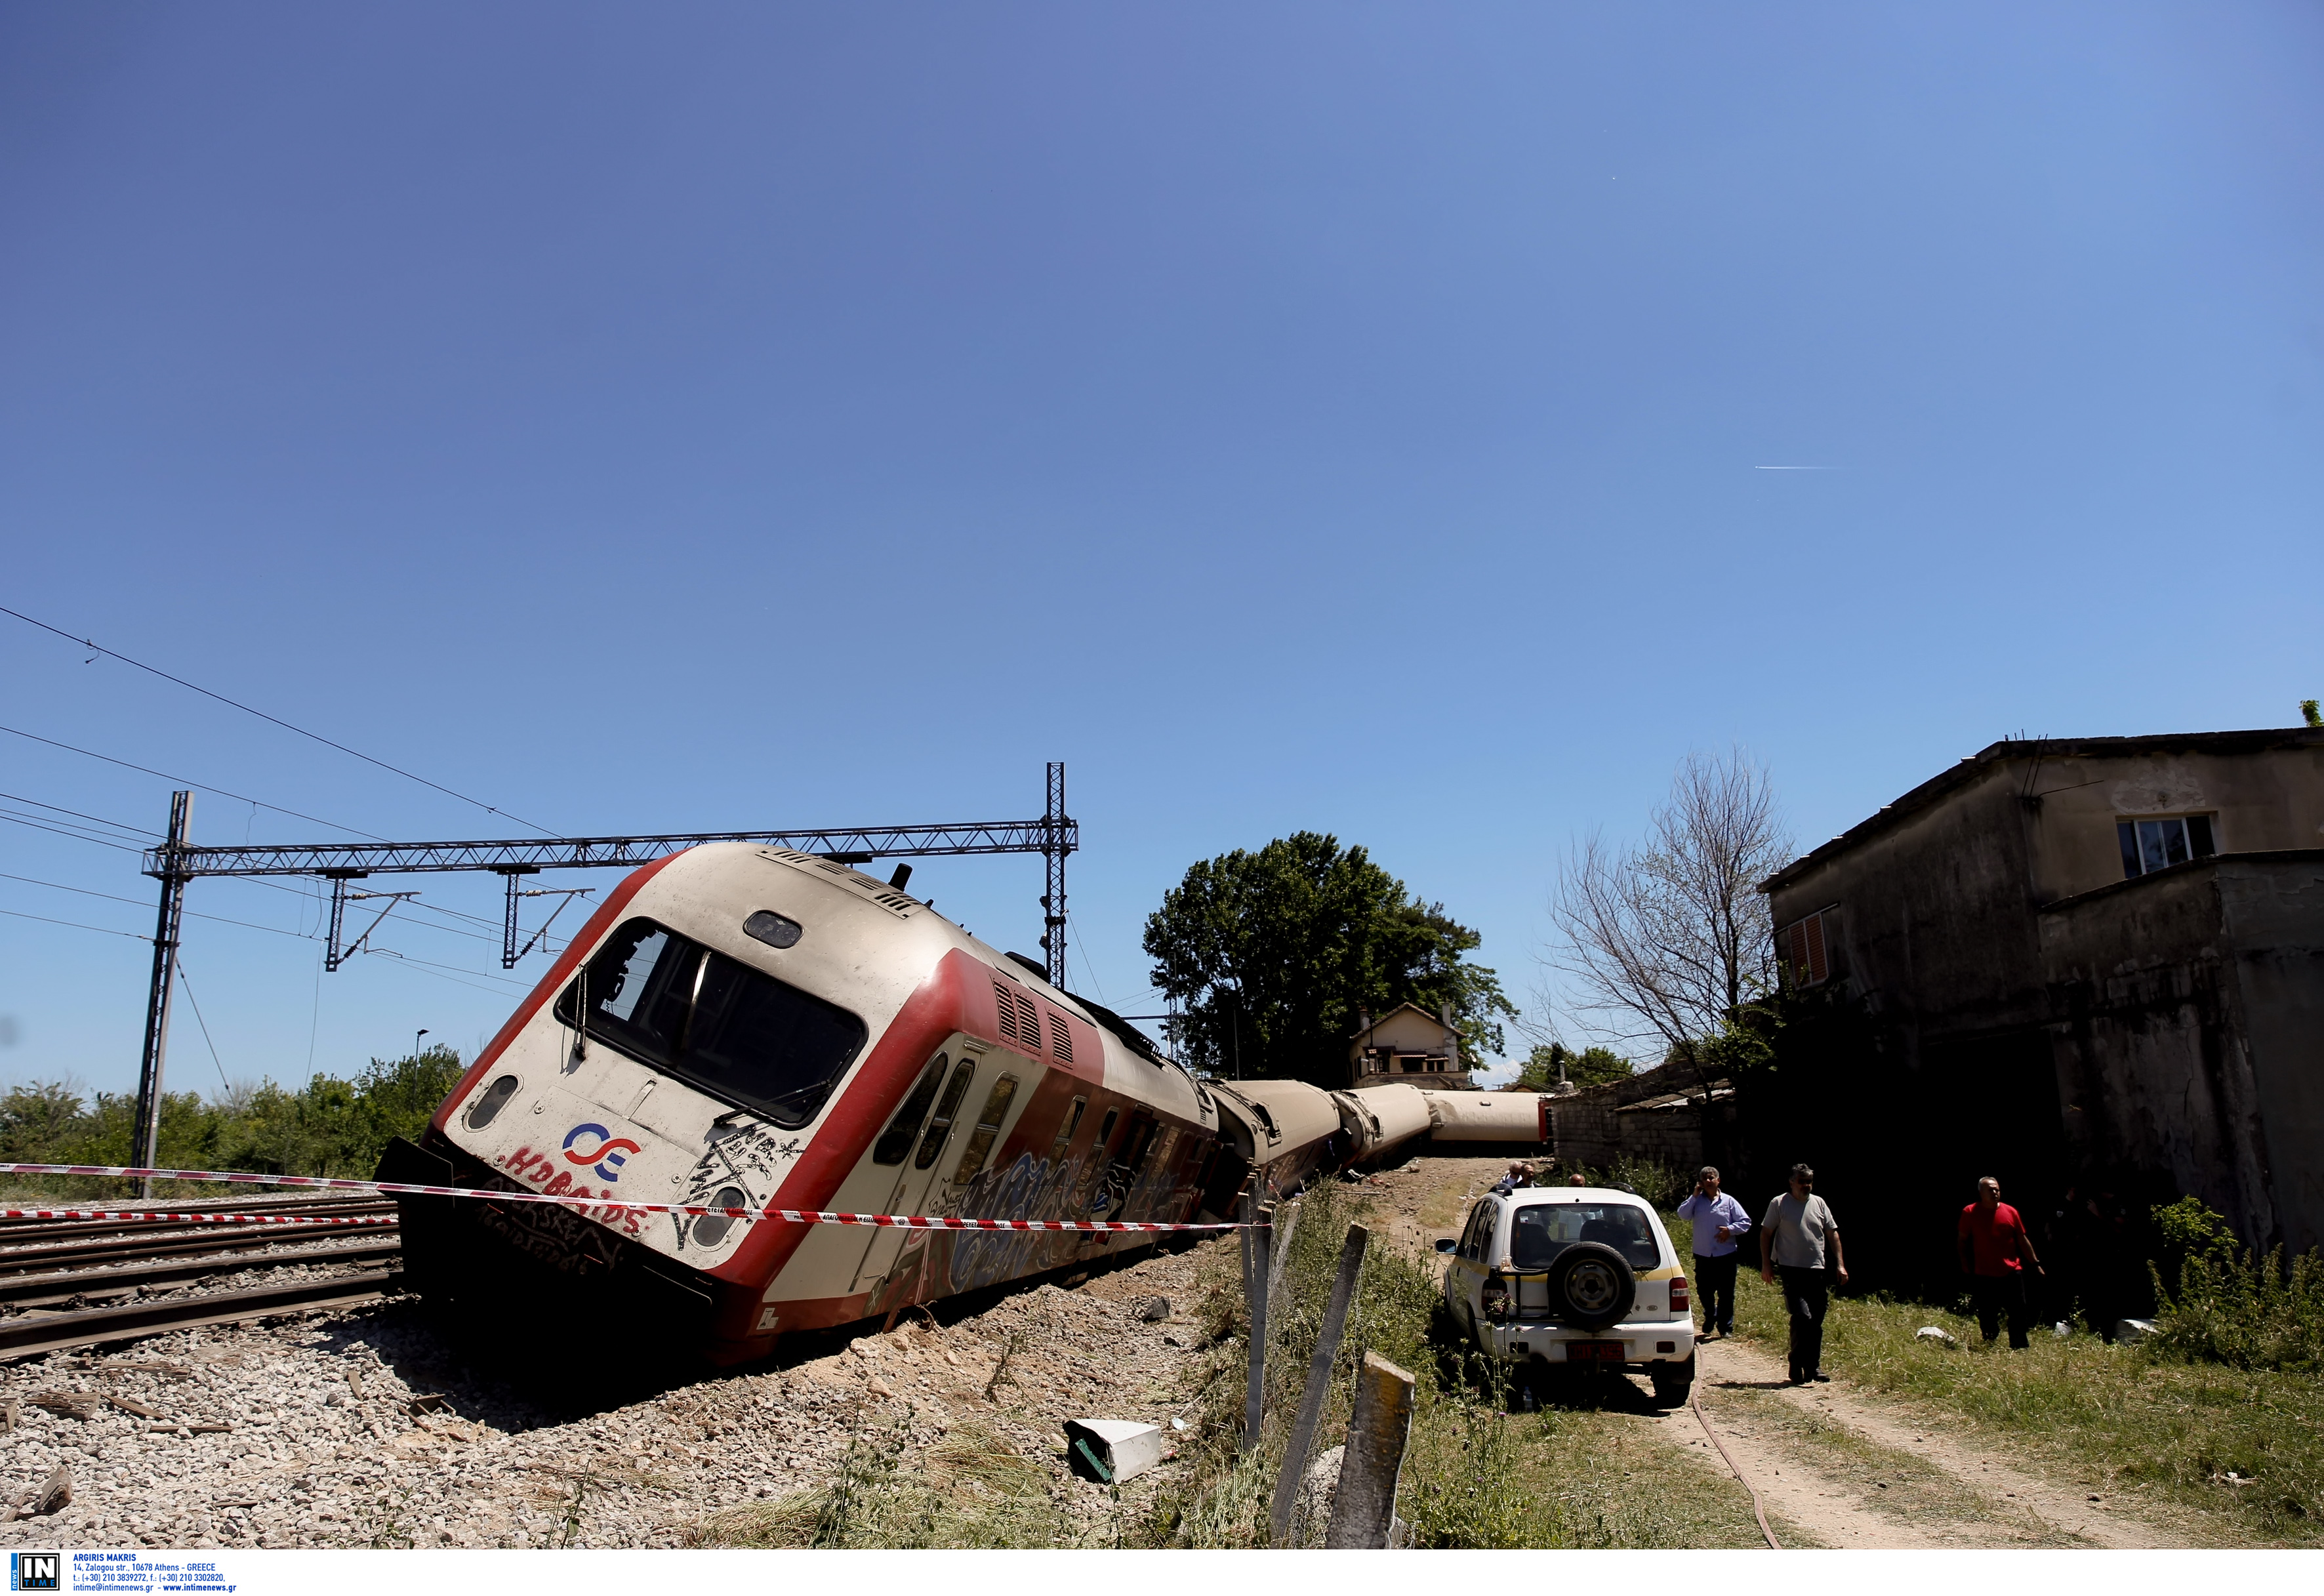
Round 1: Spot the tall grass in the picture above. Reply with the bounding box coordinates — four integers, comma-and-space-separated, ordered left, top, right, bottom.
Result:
688, 1411, 1064, 1549
1153, 1178, 1778, 1548
0, 1048, 466, 1194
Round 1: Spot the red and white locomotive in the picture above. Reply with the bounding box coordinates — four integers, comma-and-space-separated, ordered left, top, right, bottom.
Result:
387, 843, 1515, 1363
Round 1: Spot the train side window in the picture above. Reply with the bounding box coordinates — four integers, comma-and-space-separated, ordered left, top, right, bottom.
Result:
1049, 1097, 1088, 1162
912, 1060, 977, 1170
1112, 1109, 1158, 1180
952, 1074, 1021, 1185
1095, 1107, 1120, 1151
872, 1055, 949, 1166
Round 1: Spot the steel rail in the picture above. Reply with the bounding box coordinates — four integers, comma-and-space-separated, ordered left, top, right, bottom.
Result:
0, 1216, 398, 1277
0, 1268, 402, 1362
0, 1238, 403, 1309
0, 1199, 394, 1248
0, 1188, 384, 1229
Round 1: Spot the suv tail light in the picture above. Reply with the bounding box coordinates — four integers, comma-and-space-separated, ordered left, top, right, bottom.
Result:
1669, 1275, 1690, 1314
1481, 1274, 1511, 1321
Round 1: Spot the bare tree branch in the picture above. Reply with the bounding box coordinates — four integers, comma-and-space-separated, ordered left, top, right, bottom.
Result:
1545, 748, 1792, 1080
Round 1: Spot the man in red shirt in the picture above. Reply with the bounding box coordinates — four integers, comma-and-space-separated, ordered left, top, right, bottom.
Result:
1957, 1176, 2044, 1349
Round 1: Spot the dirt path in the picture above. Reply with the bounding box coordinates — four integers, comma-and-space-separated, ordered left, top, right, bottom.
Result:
1355, 1151, 2198, 1550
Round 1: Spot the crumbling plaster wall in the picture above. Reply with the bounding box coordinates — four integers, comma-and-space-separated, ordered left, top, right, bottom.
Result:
1769, 763, 2050, 1051
2042, 855, 2324, 1253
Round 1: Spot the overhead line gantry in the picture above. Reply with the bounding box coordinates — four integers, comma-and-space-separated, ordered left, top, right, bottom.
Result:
127, 764, 1075, 1195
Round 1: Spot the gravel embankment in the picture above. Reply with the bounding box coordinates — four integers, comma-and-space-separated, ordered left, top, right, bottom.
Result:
0, 1239, 1217, 1548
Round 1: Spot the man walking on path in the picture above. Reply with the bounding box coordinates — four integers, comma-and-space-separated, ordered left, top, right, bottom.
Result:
1959, 1176, 2043, 1349
1676, 1166, 1750, 1339
1759, 1164, 1846, 1384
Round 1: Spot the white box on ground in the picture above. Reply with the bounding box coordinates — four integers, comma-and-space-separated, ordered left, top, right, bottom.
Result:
1063, 1418, 1164, 1483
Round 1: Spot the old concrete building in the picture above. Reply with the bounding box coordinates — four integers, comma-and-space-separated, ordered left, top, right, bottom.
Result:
1761, 727, 2324, 1254
1348, 1003, 1468, 1088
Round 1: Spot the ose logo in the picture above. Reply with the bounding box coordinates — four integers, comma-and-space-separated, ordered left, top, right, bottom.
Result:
10, 1552, 58, 1592
563, 1123, 644, 1182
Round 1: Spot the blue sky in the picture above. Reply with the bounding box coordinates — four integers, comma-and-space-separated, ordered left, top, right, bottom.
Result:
3, 3, 2319, 1097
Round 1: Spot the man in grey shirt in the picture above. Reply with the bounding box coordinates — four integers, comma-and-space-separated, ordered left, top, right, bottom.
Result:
1758, 1163, 1848, 1384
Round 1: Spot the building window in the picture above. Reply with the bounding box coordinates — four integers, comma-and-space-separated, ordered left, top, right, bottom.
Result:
2117, 815, 2215, 880
1778, 909, 1833, 987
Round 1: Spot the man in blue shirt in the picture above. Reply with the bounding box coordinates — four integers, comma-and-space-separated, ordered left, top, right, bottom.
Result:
1675, 1165, 1750, 1339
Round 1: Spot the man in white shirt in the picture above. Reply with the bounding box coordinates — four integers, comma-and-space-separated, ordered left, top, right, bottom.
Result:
1675, 1165, 1750, 1339
1758, 1162, 1848, 1384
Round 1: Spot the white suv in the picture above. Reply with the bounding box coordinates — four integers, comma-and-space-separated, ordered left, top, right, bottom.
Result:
1438, 1186, 1696, 1406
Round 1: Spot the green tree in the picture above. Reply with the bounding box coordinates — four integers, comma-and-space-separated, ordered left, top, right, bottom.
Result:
1513, 1043, 1633, 1091
0, 1046, 467, 1192
1142, 832, 1517, 1088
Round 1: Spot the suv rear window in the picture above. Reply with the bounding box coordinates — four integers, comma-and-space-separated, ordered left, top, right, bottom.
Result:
557, 917, 868, 1128
1511, 1202, 1660, 1272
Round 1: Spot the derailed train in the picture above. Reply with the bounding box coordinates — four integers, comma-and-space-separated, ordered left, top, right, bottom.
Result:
384, 843, 1547, 1364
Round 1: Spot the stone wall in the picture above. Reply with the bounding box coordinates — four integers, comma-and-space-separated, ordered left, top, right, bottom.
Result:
1547, 1058, 1734, 1177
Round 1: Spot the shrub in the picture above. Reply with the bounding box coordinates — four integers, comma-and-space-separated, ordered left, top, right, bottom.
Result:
2146, 1198, 2324, 1372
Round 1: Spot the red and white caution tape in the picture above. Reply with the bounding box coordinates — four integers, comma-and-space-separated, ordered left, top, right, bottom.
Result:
0, 1162, 1250, 1233
0, 1206, 395, 1229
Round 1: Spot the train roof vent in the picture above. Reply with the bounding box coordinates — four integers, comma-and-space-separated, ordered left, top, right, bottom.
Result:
754, 849, 916, 917
1045, 1008, 1073, 1065
1012, 991, 1042, 1053
992, 981, 1022, 1045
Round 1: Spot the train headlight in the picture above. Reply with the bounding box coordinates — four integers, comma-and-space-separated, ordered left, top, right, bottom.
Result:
744, 911, 803, 950
463, 1075, 521, 1131
691, 1187, 748, 1249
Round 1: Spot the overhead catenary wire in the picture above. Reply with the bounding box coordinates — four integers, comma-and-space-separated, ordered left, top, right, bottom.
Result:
0, 810, 148, 853
0, 899, 527, 1001
3, 868, 498, 949
0, 790, 158, 840
0, 905, 150, 941
0, 605, 558, 836
0, 722, 388, 840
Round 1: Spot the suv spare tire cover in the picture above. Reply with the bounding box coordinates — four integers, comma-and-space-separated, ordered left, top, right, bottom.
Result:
1546, 1240, 1636, 1330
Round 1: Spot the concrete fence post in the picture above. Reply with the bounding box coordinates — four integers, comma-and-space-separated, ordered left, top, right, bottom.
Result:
1323, 1351, 1416, 1549
1267, 1222, 1368, 1546
1240, 1183, 1269, 1452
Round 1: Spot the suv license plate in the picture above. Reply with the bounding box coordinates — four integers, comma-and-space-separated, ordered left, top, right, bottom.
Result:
1566, 1341, 1626, 1362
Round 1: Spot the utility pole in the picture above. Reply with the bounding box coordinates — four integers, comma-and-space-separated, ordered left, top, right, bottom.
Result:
131, 791, 193, 1197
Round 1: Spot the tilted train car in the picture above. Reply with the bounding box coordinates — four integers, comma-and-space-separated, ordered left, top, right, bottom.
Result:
384, 842, 1516, 1364
386, 844, 1265, 1362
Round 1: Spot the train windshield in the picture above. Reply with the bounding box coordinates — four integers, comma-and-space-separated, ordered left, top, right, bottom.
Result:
1510, 1202, 1661, 1273
558, 918, 868, 1128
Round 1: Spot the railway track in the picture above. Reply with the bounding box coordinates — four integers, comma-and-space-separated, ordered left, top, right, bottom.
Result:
0, 1189, 404, 1361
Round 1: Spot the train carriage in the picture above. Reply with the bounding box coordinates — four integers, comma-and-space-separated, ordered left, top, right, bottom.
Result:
386, 844, 1245, 1364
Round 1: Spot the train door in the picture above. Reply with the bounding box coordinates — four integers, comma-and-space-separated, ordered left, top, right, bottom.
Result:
849, 1051, 978, 1295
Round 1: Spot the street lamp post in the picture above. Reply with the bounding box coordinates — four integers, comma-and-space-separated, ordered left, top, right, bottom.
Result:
414, 1027, 429, 1060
